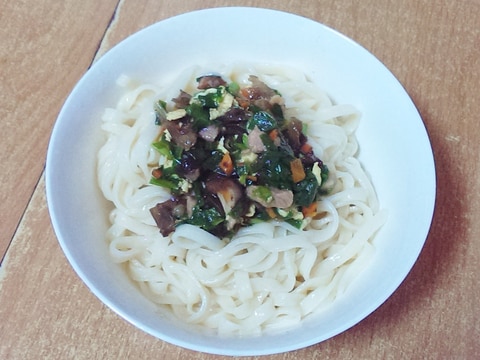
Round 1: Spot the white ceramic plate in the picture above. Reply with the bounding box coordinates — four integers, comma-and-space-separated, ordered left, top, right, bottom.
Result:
46, 7, 436, 356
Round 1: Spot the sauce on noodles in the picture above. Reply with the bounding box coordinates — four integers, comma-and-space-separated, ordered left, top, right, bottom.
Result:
97, 64, 386, 336
149, 74, 331, 239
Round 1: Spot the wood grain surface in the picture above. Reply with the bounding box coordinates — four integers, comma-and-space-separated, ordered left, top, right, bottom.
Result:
1, 1, 479, 359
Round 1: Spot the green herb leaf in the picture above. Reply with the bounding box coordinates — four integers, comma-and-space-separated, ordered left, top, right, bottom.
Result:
149, 177, 178, 190
252, 151, 293, 189
286, 218, 304, 229
152, 136, 183, 161
202, 150, 226, 173
186, 206, 224, 230
293, 170, 319, 206
247, 111, 278, 132
154, 100, 167, 125
227, 81, 240, 95
195, 87, 224, 108
186, 103, 210, 129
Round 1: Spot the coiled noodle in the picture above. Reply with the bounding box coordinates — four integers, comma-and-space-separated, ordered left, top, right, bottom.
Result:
97, 64, 386, 336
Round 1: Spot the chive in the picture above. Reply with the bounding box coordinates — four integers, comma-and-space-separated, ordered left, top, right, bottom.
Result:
154, 100, 168, 125
227, 81, 240, 95
149, 177, 177, 190
194, 87, 223, 108
286, 218, 304, 229
152, 140, 172, 158
252, 185, 272, 202
152, 138, 183, 161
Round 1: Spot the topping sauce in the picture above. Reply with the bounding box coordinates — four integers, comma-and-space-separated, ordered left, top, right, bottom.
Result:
149, 74, 330, 239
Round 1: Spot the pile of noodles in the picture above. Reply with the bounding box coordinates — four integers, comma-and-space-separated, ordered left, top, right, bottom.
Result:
97, 63, 386, 336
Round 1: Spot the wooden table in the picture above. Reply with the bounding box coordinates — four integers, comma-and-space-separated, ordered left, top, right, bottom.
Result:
1, 1, 478, 359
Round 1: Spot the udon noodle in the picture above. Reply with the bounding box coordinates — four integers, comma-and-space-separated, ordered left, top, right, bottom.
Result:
97, 63, 386, 336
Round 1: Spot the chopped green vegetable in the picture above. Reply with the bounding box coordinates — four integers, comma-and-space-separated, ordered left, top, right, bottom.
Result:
193, 87, 224, 108
184, 206, 225, 230
293, 170, 319, 206
186, 103, 210, 129
227, 81, 240, 95
247, 111, 277, 132
149, 177, 178, 190
154, 100, 167, 125
152, 134, 183, 161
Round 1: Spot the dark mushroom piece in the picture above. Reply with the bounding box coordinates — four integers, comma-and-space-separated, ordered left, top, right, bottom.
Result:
150, 198, 186, 237
196, 75, 227, 90
164, 119, 198, 151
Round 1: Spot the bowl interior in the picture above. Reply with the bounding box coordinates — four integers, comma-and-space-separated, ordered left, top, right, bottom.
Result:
46, 7, 435, 356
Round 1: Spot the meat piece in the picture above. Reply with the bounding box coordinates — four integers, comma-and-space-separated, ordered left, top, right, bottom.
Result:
248, 126, 266, 153
199, 125, 219, 142
252, 98, 272, 110
196, 75, 227, 89
171, 90, 192, 109
270, 187, 294, 208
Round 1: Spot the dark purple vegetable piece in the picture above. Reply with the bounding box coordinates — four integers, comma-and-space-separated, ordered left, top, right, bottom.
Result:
218, 107, 249, 136
178, 152, 201, 181
300, 146, 321, 166
282, 118, 320, 165
150, 198, 186, 237
221, 107, 249, 123
197, 75, 227, 89
282, 118, 304, 151
220, 123, 246, 137
205, 176, 243, 206
164, 119, 197, 150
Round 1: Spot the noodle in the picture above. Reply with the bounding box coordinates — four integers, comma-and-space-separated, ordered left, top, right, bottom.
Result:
97, 63, 386, 336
